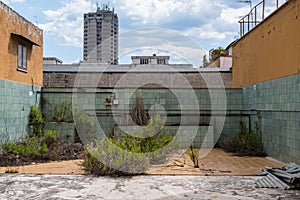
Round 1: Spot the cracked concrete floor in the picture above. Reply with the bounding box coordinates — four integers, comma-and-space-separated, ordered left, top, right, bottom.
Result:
0, 175, 299, 199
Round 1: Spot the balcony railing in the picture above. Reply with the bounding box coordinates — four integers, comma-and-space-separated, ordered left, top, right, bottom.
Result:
239, 0, 287, 37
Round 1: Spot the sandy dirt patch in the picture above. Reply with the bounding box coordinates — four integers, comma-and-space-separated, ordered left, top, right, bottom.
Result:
146, 148, 284, 175
0, 160, 85, 174
0, 149, 284, 175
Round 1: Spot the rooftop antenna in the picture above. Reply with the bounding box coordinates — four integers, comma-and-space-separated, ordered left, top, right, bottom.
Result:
237, 0, 252, 10
33, 15, 38, 26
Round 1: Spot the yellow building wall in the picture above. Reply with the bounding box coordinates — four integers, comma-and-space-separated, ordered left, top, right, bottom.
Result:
0, 2, 43, 86
232, 0, 300, 88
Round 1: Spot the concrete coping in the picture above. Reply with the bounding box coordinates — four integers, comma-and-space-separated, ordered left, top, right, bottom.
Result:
43, 64, 231, 73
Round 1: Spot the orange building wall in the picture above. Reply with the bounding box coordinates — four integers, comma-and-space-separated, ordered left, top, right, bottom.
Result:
232, 0, 300, 88
0, 2, 43, 86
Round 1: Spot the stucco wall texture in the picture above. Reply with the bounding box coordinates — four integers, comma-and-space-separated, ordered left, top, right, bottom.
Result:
0, 1, 43, 86
232, 0, 300, 88
0, 2, 42, 143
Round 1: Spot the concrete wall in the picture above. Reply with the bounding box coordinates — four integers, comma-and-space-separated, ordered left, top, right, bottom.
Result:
43, 72, 233, 89
232, 0, 300, 88
0, 1, 43, 86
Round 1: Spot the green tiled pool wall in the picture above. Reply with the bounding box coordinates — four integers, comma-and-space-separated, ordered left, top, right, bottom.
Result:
41, 88, 74, 122
114, 125, 214, 148
41, 88, 243, 147
171, 126, 215, 148
0, 79, 41, 144
44, 123, 76, 144
8, 73, 300, 163
243, 74, 300, 163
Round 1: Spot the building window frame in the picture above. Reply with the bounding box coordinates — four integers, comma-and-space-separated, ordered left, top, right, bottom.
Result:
140, 58, 150, 64
17, 42, 27, 72
157, 59, 166, 65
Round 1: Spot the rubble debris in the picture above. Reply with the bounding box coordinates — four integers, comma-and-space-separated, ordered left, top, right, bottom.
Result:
256, 163, 300, 190
256, 172, 291, 189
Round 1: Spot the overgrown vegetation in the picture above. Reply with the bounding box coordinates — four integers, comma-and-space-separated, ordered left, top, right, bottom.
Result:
84, 139, 149, 176
84, 117, 176, 176
73, 106, 96, 144
0, 118, 11, 146
52, 101, 73, 122
0, 105, 84, 167
29, 105, 44, 135
224, 122, 266, 156
0, 130, 84, 166
41, 101, 74, 123
29, 105, 44, 124
84, 96, 177, 176
188, 143, 200, 168
111, 123, 175, 164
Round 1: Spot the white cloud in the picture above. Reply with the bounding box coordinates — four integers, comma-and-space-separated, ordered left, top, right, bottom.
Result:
115, 0, 218, 26
220, 7, 250, 24
113, 0, 252, 51
39, 0, 93, 47
185, 25, 227, 40
118, 28, 206, 66
182, 4, 250, 49
158, 43, 206, 67
1, 0, 26, 3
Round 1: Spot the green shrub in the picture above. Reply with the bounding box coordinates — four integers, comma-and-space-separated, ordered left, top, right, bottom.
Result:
29, 105, 44, 136
83, 115, 178, 175
188, 144, 200, 168
42, 130, 57, 146
0, 129, 85, 167
29, 105, 43, 125
38, 143, 48, 154
52, 102, 72, 122
225, 122, 265, 156
1, 130, 57, 159
111, 115, 177, 164
2, 136, 48, 158
111, 132, 175, 164
84, 139, 149, 176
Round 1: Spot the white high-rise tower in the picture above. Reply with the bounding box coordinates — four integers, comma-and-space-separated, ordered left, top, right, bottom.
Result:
83, 5, 118, 64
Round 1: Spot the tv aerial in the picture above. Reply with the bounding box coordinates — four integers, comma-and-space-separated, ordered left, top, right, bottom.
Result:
237, 0, 252, 10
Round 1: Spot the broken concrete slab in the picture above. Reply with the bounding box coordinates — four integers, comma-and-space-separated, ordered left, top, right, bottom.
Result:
0, 175, 299, 199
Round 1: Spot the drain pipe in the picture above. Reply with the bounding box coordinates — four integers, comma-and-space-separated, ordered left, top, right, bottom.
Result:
257, 110, 262, 141
21, 107, 24, 138
248, 114, 251, 134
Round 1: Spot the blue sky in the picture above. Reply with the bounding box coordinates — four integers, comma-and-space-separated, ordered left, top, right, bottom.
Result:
2, 0, 285, 65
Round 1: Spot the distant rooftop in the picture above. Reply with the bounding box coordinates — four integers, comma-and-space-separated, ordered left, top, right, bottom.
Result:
43, 62, 231, 73
131, 54, 170, 65
43, 57, 63, 65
